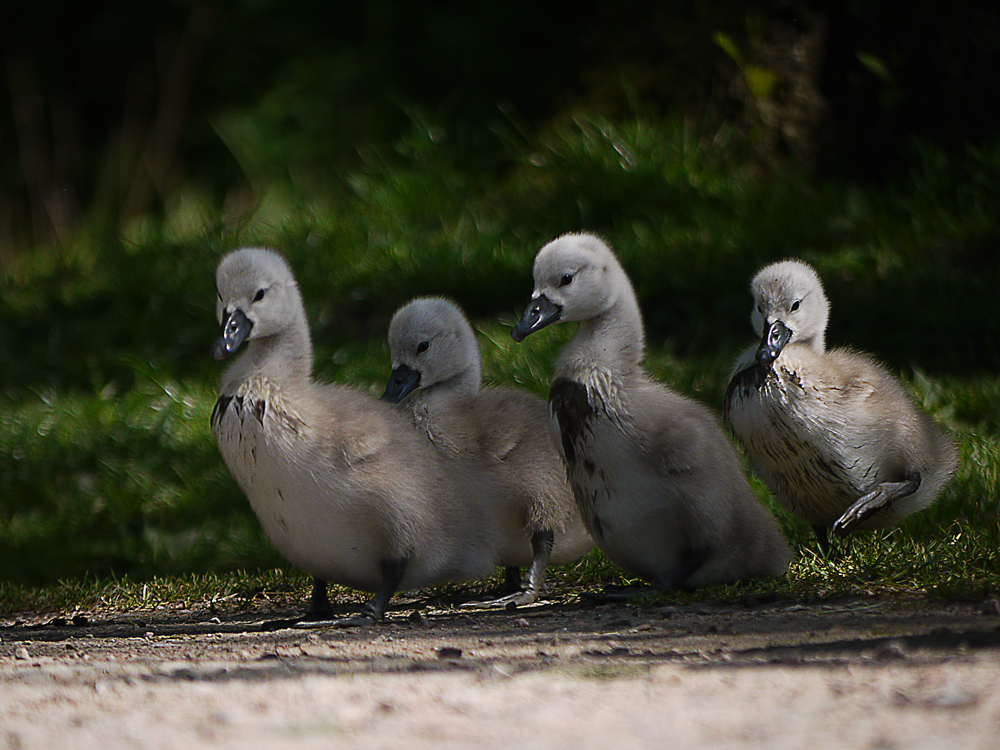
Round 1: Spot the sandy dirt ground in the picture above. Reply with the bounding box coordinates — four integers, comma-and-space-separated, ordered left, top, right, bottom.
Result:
2, 592, 1000, 749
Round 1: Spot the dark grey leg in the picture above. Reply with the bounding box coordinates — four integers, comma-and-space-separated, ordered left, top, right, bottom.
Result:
332, 558, 408, 627
521, 529, 556, 603
296, 559, 407, 629
501, 566, 524, 596
832, 473, 921, 537
583, 547, 710, 602
300, 578, 334, 621
812, 525, 831, 557
463, 530, 555, 609
651, 547, 711, 592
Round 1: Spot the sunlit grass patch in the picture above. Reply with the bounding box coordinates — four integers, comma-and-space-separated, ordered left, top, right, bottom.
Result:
547, 521, 999, 608
0, 569, 310, 617
0, 375, 285, 585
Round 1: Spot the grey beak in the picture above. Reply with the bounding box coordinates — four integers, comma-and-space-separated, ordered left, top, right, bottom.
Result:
381, 364, 421, 403
212, 308, 253, 360
755, 320, 792, 366
511, 295, 562, 342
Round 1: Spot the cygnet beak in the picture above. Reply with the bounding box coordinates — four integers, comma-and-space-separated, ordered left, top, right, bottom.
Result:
511, 295, 561, 342
381, 364, 421, 403
755, 319, 792, 366
212, 308, 253, 360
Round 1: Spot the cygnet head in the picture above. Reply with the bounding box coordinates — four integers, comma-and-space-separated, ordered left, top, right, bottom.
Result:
749, 259, 829, 364
212, 247, 304, 360
382, 297, 481, 403
512, 233, 628, 341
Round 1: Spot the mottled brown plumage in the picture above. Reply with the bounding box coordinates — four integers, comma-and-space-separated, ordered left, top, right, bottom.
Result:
513, 234, 793, 590
725, 259, 959, 542
212, 250, 499, 625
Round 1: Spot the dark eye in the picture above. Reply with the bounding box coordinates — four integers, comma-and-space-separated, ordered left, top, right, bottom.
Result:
757, 303, 764, 314
416, 340, 429, 354
252, 288, 267, 302
790, 300, 800, 312
559, 273, 573, 287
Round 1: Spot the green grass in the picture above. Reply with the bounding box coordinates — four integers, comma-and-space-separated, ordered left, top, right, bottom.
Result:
1, 113, 998, 611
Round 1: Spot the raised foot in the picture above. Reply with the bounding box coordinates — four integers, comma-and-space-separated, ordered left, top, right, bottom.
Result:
833, 473, 921, 537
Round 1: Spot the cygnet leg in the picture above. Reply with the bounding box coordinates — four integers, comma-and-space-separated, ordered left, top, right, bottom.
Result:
832, 473, 921, 536
812, 526, 831, 557
335, 558, 408, 627
501, 567, 524, 596
583, 548, 710, 602
298, 578, 334, 621
520, 529, 556, 603
651, 547, 711, 592
288, 579, 335, 628
296, 559, 408, 628
463, 530, 555, 608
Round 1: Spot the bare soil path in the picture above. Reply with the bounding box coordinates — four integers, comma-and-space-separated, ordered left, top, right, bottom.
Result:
2, 593, 999, 748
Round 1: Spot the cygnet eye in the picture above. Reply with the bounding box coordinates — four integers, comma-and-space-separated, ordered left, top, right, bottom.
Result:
252, 288, 267, 302
559, 273, 573, 287
790, 300, 801, 312
416, 340, 430, 354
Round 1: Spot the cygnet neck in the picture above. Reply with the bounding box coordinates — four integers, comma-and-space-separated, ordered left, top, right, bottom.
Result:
223, 305, 315, 391
560, 287, 646, 382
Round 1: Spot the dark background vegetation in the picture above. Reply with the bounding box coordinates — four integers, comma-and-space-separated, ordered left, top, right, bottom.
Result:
4, 0, 1000, 251
1, 0, 998, 590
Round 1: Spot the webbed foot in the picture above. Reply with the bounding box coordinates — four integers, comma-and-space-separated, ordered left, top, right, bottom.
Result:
461, 530, 554, 609
461, 588, 540, 609
833, 473, 921, 536
295, 612, 377, 629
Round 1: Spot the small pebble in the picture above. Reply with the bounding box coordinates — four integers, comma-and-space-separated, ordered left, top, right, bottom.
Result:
15, 647, 29, 660
980, 597, 1000, 617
